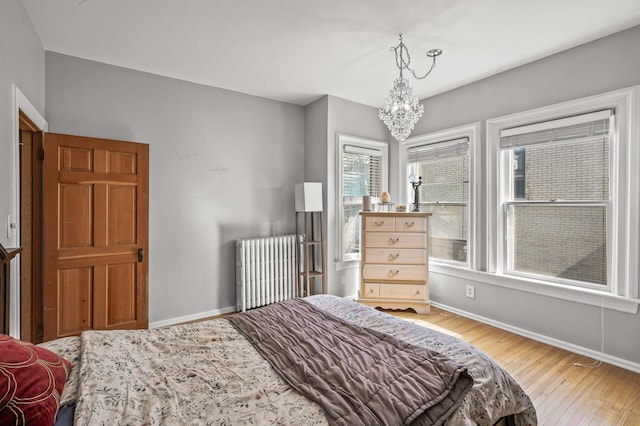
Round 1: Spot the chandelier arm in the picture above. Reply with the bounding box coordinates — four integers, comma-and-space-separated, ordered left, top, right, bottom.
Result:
409, 56, 438, 80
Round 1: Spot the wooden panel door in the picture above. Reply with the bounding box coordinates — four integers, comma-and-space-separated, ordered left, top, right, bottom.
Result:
43, 133, 149, 341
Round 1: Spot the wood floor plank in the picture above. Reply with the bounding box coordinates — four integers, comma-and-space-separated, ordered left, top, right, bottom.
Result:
385, 306, 640, 426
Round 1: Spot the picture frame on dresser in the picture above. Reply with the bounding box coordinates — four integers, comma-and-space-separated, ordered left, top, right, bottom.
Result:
358, 211, 430, 314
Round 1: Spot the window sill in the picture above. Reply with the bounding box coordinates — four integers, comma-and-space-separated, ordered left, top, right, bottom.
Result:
429, 263, 640, 314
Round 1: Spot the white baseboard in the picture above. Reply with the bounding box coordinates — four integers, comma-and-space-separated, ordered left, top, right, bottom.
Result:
431, 301, 640, 374
149, 305, 236, 329
148, 293, 360, 329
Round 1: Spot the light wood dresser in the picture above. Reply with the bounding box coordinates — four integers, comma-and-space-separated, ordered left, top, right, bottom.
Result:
358, 212, 430, 314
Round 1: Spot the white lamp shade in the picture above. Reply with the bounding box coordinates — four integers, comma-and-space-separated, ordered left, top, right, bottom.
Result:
295, 182, 323, 212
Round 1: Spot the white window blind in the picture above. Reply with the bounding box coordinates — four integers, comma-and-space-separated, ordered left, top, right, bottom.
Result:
408, 137, 469, 163
343, 144, 382, 197
501, 110, 612, 149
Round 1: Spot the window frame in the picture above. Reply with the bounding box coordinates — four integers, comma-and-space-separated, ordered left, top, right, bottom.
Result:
336, 133, 388, 263
501, 111, 613, 291
486, 86, 639, 308
400, 122, 481, 270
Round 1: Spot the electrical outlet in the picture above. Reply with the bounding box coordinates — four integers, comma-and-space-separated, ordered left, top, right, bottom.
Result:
465, 284, 475, 299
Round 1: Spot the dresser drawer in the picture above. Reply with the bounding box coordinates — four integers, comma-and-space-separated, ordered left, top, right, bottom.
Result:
379, 284, 411, 299
395, 217, 427, 233
364, 215, 396, 232
377, 284, 427, 300
362, 283, 380, 298
362, 264, 428, 282
364, 248, 426, 265
364, 284, 427, 301
364, 232, 426, 249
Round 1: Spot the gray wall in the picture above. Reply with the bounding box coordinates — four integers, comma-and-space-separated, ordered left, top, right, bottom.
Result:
0, 0, 45, 248
45, 52, 305, 324
303, 96, 328, 187
397, 25, 640, 366
303, 95, 389, 297
414, 25, 640, 137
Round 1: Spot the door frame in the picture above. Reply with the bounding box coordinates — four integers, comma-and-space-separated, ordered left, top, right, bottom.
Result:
10, 84, 47, 338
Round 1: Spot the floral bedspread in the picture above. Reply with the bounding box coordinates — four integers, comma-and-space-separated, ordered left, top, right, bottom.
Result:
41, 295, 536, 425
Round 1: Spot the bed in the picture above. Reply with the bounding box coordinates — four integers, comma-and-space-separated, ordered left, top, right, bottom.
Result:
28, 295, 536, 425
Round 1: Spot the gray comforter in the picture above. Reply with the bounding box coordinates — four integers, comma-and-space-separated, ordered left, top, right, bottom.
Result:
228, 298, 473, 425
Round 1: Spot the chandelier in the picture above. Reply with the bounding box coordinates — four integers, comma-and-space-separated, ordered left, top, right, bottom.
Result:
378, 34, 442, 143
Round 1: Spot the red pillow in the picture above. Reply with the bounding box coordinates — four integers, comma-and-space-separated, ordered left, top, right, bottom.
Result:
0, 334, 71, 426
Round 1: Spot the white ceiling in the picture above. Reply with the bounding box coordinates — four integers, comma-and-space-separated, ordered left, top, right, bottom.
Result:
20, 0, 640, 107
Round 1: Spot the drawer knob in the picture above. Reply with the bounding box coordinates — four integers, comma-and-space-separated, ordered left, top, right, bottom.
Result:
389, 237, 400, 244
388, 253, 400, 260
374, 220, 384, 226
405, 221, 415, 227
388, 269, 400, 276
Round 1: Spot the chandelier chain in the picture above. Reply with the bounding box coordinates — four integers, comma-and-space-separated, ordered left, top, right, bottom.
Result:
392, 34, 439, 80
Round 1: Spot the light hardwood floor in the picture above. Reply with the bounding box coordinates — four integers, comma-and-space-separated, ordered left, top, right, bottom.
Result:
388, 306, 640, 426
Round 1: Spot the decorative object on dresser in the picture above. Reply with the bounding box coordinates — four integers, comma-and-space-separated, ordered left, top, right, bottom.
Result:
376, 191, 395, 213
1, 243, 21, 335
408, 173, 423, 212
295, 182, 326, 297
362, 195, 372, 211
359, 211, 430, 314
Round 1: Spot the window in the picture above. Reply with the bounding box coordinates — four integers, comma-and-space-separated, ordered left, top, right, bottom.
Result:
337, 134, 388, 262
487, 86, 639, 304
402, 123, 480, 268
407, 138, 469, 264
501, 110, 611, 288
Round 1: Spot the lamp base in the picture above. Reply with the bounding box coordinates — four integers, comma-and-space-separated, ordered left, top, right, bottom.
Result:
411, 203, 420, 212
